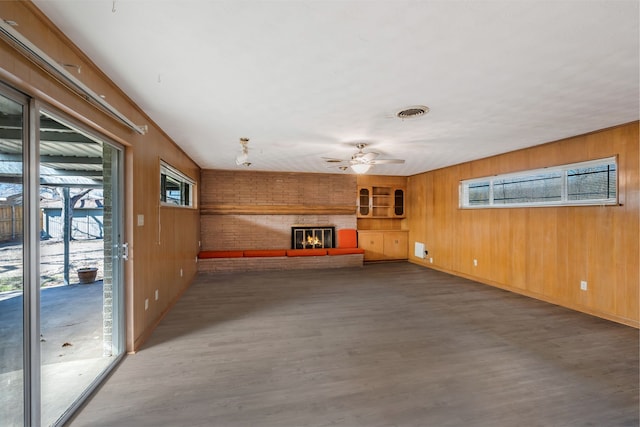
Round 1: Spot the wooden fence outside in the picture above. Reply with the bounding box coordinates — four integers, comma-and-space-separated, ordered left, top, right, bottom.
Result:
0, 205, 23, 243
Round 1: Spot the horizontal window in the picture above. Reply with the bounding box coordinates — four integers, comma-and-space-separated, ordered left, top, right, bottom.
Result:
460, 157, 617, 208
160, 161, 195, 207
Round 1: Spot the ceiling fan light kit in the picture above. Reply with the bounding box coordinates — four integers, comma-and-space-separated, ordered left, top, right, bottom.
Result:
322, 142, 405, 175
351, 163, 372, 174
235, 137, 251, 167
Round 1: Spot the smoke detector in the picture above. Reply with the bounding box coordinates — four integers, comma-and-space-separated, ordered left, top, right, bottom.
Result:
396, 105, 429, 119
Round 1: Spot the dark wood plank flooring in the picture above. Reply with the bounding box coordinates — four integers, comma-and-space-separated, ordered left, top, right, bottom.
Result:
69, 263, 639, 427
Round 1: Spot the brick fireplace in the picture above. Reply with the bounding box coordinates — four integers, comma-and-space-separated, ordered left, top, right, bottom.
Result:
199, 170, 360, 272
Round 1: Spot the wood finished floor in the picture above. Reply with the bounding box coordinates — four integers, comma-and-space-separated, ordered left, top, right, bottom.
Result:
69, 263, 639, 427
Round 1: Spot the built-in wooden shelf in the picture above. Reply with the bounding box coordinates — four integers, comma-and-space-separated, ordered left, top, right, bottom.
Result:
200, 204, 357, 215
357, 186, 406, 218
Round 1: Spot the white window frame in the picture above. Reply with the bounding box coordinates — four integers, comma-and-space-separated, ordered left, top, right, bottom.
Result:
460, 156, 618, 209
160, 161, 196, 208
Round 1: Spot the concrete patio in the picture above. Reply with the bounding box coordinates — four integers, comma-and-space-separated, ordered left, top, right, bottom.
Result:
0, 239, 115, 426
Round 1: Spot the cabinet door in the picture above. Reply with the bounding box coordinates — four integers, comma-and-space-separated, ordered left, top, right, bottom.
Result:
383, 231, 408, 260
358, 231, 385, 260
393, 188, 405, 217
357, 187, 372, 217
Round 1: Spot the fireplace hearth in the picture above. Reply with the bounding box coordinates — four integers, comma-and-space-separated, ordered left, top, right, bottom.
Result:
291, 226, 335, 249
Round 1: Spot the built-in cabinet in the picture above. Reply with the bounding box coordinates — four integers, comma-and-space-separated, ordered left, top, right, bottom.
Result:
357, 186, 405, 218
358, 230, 408, 261
357, 175, 409, 261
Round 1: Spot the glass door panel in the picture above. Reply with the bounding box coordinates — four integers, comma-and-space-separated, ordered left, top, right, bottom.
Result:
358, 187, 370, 216
0, 92, 26, 425
38, 112, 123, 426
394, 189, 404, 216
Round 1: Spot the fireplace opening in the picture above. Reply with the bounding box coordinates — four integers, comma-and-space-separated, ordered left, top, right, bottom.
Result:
291, 226, 335, 249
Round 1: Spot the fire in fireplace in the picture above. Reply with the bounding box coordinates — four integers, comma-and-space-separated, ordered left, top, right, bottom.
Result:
291, 226, 335, 249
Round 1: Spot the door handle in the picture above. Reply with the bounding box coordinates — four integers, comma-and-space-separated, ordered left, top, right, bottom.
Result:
115, 243, 129, 260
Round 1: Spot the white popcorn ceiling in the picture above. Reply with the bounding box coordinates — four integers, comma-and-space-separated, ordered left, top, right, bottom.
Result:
32, 1, 639, 176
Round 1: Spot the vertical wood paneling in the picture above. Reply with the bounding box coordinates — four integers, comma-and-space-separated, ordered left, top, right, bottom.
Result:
433, 170, 454, 270
591, 207, 616, 313
508, 209, 528, 289
407, 174, 429, 266
456, 210, 473, 274
488, 209, 509, 285
407, 122, 639, 327
423, 173, 435, 263
525, 209, 545, 294
554, 208, 570, 301
618, 124, 639, 321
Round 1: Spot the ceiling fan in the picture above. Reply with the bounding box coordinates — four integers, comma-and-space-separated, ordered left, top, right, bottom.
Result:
323, 143, 405, 174
235, 137, 251, 166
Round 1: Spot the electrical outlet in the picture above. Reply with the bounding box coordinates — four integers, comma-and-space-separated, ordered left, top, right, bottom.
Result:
473, 259, 478, 267
155, 289, 159, 300
429, 257, 433, 264
580, 280, 588, 291
144, 298, 149, 310
180, 268, 183, 277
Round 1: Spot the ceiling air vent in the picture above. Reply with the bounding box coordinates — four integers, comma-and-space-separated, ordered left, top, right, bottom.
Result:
396, 105, 429, 119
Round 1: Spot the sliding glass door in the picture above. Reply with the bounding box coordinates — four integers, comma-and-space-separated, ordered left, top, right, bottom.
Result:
38, 111, 125, 426
0, 85, 27, 427
0, 84, 126, 427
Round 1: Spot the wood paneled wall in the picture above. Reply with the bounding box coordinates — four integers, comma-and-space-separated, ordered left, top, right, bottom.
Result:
407, 122, 639, 327
0, 2, 201, 351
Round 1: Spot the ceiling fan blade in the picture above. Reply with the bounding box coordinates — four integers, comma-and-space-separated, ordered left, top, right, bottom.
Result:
326, 164, 350, 170
321, 157, 348, 163
370, 159, 405, 164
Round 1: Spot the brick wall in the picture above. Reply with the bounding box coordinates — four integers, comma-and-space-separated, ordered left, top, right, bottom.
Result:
200, 170, 357, 251
201, 170, 356, 206
102, 145, 113, 356
202, 214, 355, 250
